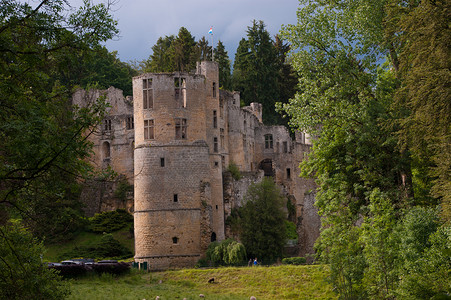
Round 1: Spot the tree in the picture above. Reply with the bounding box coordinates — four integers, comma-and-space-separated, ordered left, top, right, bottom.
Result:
239, 177, 287, 262
214, 40, 232, 90
195, 36, 212, 62
143, 35, 176, 73
171, 27, 197, 72
280, 0, 450, 298
0, 0, 117, 296
0, 221, 70, 299
232, 20, 280, 124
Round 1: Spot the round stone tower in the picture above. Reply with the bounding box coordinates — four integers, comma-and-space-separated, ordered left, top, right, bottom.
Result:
133, 61, 223, 270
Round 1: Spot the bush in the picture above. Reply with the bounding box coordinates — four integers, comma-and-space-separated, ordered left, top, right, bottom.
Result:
228, 162, 242, 180
89, 209, 133, 233
206, 239, 247, 266
282, 257, 306, 265
59, 233, 132, 260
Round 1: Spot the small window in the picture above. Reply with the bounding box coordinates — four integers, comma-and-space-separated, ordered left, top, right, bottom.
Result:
173, 194, 178, 202
143, 78, 153, 109
104, 119, 112, 131
102, 141, 110, 159
283, 141, 288, 153
214, 161, 219, 167
214, 137, 218, 153
215, 205, 218, 210
160, 157, 165, 167
175, 118, 187, 140
213, 110, 217, 128
220, 128, 225, 150
212, 82, 216, 98
287, 168, 291, 179
172, 237, 179, 244
144, 119, 154, 140
264, 134, 273, 149
126, 117, 134, 130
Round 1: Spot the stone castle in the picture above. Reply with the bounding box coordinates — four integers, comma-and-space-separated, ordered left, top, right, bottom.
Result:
73, 61, 320, 270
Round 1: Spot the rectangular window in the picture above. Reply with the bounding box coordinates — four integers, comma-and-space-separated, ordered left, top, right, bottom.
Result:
220, 128, 225, 150
175, 118, 187, 139
144, 119, 154, 140
287, 168, 291, 179
126, 116, 134, 130
264, 134, 273, 149
104, 119, 112, 131
283, 141, 288, 153
213, 110, 217, 128
160, 157, 165, 167
173, 194, 178, 203
143, 78, 153, 109
212, 82, 216, 98
174, 77, 186, 108
214, 137, 218, 153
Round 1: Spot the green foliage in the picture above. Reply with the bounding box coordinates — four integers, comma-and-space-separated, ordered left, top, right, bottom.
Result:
206, 239, 247, 266
0, 221, 70, 299
113, 178, 133, 202
285, 220, 298, 240
60, 233, 132, 261
227, 162, 242, 180
239, 177, 287, 262
214, 40, 232, 90
89, 209, 133, 233
281, 257, 306, 265
232, 20, 283, 125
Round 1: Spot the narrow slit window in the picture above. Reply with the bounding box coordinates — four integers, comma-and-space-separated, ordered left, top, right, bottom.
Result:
283, 141, 288, 153
214, 137, 218, 153
287, 168, 291, 179
173, 194, 178, 203
160, 157, 165, 167
213, 110, 217, 128
212, 82, 216, 98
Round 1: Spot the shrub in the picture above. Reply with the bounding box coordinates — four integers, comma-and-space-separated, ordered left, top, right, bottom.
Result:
282, 257, 306, 265
228, 162, 242, 180
89, 209, 133, 233
206, 239, 247, 266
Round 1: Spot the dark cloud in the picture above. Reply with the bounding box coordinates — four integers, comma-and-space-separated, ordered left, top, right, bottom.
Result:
103, 0, 300, 62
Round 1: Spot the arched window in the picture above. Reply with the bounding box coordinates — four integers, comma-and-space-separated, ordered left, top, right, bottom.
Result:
211, 232, 217, 242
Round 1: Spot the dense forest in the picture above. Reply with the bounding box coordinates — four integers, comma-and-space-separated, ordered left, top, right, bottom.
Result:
0, 0, 449, 299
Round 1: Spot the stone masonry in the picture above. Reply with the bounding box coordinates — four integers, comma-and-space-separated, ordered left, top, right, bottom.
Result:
75, 61, 321, 270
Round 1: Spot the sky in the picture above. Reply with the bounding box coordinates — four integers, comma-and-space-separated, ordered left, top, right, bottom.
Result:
99, 0, 301, 63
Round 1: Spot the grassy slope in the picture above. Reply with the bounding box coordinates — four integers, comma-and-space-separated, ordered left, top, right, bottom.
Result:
68, 265, 337, 300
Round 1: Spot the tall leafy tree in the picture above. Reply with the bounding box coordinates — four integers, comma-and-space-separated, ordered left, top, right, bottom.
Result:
214, 40, 232, 90
171, 27, 197, 72
232, 20, 280, 124
280, 0, 450, 298
239, 177, 287, 262
195, 36, 212, 62
0, 0, 117, 295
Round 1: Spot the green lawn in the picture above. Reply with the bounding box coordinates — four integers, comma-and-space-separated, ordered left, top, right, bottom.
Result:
67, 265, 337, 300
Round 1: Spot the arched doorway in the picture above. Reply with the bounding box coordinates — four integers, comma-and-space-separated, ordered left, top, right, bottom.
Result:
259, 159, 274, 177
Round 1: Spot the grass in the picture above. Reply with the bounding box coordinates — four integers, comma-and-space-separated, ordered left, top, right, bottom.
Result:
67, 265, 337, 300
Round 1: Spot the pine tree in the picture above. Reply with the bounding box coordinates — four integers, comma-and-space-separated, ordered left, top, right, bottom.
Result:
214, 40, 232, 90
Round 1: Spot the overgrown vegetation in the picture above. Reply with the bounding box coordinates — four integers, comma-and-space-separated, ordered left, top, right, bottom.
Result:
280, 0, 451, 298
227, 162, 242, 180
282, 257, 306, 265
205, 239, 247, 266
89, 209, 133, 233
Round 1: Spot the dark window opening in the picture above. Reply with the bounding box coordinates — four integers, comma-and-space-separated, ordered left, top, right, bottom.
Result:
287, 168, 291, 179
174, 77, 186, 108
214, 137, 218, 153
173, 194, 178, 202
126, 117, 134, 130
215, 205, 218, 210
175, 118, 187, 139
264, 134, 273, 149
102, 141, 110, 159
160, 157, 165, 167
213, 110, 217, 128
104, 119, 112, 131
259, 159, 274, 177
283, 141, 288, 153
214, 161, 219, 167
211, 232, 217, 242
144, 119, 154, 140
212, 82, 216, 98
172, 237, 179, 244
143, 78, 153, 109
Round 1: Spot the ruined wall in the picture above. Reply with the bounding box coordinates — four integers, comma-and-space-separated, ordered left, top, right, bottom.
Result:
72, 87, 134, 216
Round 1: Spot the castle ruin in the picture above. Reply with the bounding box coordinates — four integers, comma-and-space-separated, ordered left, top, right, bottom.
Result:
73, 61, 320, 270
